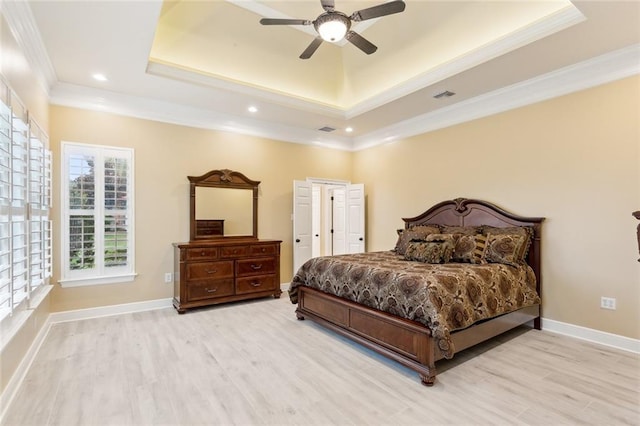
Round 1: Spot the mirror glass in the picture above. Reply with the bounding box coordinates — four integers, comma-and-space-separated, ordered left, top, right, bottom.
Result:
195, 187, 253, 236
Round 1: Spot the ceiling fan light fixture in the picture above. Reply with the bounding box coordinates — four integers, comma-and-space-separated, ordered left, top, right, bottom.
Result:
315, 12, 350, 42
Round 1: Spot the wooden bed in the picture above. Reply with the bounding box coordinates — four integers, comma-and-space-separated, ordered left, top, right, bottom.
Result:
293, 198, 544, 386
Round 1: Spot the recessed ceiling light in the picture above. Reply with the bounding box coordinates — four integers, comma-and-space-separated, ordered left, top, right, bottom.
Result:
248, 106, 258, 113
92, 73, 108, 82
345, 127, 353, 133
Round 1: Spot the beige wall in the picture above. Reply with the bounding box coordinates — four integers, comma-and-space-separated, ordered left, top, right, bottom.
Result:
48, 107, 352, 311
353, 75, 640, 340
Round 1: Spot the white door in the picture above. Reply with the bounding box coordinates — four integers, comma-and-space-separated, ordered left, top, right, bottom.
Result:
311, 184, 321, 257
346, 183, 365, 253
293, 180, 313, 273
331, 187, 347, 255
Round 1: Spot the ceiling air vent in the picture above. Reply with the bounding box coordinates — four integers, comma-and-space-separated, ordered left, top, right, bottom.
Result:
433, 90, 455, 99
318, 126, 336, 132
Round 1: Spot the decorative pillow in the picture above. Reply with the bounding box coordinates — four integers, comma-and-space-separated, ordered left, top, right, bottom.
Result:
482, 226, 533, 261
451, 234, 487, 264
440, 225, 483, 236
404, 239, 454, 264
394, 225, 441, 255
426, 233, 457, 244
483, 233, 527, 266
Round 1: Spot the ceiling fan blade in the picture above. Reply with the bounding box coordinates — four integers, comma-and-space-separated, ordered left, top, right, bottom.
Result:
260, 18, 311, 26
300, 37, 323, 59
350, 0, 406, 22
345, 31, 377, 55
320, 0, 335, 12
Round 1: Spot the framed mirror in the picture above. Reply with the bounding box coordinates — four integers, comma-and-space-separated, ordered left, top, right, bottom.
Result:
189, 169, 259, 241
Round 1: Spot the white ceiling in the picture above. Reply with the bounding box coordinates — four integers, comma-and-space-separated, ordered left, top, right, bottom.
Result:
6, 1, 640, 150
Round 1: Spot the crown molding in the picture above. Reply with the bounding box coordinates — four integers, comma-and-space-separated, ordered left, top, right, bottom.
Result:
352, 43, 640, 151
146, 60, 347, 119
0, 0, 56, 94
49, 82, 352, 151
345, 4, 586, 119
52, 43, 639, 152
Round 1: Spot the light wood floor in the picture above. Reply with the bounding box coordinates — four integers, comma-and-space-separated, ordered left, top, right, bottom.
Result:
3, 296, 639, 426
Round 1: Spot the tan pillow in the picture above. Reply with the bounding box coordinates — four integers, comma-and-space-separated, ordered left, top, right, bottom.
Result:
404, 239, 454, 264
483, 233, 527, 266
394, 225, 441, 255
482, 226, 533, 261
440, 225, 482, 236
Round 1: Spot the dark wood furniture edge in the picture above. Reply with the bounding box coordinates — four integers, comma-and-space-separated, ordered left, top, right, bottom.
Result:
633, 211, 640, 262
294, 197, 545, 386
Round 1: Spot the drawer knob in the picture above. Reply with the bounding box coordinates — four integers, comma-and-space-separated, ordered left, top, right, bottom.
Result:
206, 269, 217, 274
201, 251, 206, 256
205, 287, 217, 293
250, 264, 263, 270
261, 248, 266, 252
250, 281, 261, 287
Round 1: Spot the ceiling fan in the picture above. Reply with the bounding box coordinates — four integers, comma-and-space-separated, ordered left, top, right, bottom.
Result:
259, 0, 406, 59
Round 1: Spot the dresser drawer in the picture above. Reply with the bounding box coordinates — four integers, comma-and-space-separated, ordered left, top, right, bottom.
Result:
236, 275, 277, 294
220, 245, 249, 258
186, 261, 234, 281
236, 257, 277, 276
249, 244, 278, 256
185, 247, 219, 261
187, 279, 234, 301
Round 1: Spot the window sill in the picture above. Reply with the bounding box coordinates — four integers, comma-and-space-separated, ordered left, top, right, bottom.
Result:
58, 273, 138, 288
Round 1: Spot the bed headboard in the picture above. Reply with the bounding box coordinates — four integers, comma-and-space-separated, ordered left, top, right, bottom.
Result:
403, 197, 545, 303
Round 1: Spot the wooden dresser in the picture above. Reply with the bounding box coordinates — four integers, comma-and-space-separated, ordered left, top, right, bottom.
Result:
173, 238, 282, 313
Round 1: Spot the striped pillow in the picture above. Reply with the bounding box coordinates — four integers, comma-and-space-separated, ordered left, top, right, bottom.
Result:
451, 234, 486, 264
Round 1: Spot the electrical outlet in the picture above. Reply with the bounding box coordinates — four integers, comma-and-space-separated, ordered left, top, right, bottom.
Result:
600, 297, 616, 310
164, 272, 172, 283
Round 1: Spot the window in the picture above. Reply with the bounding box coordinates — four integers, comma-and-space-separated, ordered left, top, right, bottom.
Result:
0, 80, 52, 322
60, 142, 135, 287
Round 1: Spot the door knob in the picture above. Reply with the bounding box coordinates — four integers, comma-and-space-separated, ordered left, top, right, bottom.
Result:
359, 237, 364, 241
295, 239, 301, 243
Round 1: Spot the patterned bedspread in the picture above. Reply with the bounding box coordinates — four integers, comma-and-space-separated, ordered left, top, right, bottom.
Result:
289, 251, 540, 359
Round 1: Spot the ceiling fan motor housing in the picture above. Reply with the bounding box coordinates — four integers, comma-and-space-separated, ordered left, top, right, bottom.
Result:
314, 12, 352, 42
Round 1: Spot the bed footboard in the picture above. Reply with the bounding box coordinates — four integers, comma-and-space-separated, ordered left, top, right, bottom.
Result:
296, 286, 438, 385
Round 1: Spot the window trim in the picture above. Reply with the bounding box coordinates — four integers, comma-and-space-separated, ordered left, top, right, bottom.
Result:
59, 141, 135, 288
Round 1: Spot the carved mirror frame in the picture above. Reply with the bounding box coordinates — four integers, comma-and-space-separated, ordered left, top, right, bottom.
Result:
189, 169, 259, 241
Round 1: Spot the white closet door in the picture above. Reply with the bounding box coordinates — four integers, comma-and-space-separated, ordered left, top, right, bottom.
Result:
311, 184, 321, 258
346, 183, 365, 254
293, 180, 313, 274
331, 187, 347, 255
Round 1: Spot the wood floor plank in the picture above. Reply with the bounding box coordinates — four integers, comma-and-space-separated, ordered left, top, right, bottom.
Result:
2, 296, 638, 425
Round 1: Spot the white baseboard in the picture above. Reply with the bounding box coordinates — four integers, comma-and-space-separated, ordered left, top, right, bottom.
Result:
48, 298, 173, 323
542, 318, 640, 354
0, 317, 53, 423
